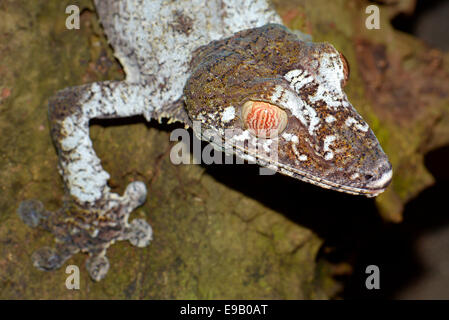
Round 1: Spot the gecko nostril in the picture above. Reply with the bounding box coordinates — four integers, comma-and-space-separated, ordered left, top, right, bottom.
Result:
363, 159, 393, 189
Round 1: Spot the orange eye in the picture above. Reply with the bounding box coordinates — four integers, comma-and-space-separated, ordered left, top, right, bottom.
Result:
339, 52, 350, 87
241, 101, 288, 138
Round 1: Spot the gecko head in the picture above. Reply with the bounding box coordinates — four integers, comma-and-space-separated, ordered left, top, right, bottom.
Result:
185, 24, 392, 197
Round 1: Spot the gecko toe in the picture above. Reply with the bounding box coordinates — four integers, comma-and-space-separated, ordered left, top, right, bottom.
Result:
20, 193, 152, 280
124, 181, 147, 208
17, 200, 47, 228
32, 246, 65, 271
126, 218, 153, 248
86, 253, 110, 281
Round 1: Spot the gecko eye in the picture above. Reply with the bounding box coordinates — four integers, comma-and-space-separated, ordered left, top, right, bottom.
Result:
241, 100, 288, 138
339, 52, 350, 87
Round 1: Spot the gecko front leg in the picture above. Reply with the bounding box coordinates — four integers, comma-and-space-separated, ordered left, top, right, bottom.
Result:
18, 81, 157, 281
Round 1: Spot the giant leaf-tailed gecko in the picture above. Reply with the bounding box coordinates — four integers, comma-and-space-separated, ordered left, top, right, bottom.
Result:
18, 0, 392, 281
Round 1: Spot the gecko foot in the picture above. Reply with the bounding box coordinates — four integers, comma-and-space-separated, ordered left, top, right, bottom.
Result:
18, 181, 152, 280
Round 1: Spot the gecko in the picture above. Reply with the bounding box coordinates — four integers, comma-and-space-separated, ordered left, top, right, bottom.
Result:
17, 0, 392, 281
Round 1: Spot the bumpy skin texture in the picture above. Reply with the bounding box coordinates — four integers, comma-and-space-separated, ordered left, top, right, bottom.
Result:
18, 0, 391, 281
185, 24, 393, 196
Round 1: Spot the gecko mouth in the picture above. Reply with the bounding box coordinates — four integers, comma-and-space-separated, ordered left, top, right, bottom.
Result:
265, 158, 392, 198
198, 129, 393, 198
232, 142, 393, 198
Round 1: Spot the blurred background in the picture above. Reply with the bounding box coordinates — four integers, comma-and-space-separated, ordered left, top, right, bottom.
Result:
342, 0, 449, 299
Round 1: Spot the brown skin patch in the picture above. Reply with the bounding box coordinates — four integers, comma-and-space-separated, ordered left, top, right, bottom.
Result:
185, 24, 392, 195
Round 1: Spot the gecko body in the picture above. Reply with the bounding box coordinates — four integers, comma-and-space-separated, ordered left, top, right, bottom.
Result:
18, 0, 392, 281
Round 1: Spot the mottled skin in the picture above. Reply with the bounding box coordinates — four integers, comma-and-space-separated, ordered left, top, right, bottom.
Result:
18, 1, 391, 281
185, 24, 392, 195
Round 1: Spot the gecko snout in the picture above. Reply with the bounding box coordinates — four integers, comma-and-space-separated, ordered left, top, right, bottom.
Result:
361, 158, 393, 191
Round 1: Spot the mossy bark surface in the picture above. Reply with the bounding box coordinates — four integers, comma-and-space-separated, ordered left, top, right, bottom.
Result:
0, 0, 447, 299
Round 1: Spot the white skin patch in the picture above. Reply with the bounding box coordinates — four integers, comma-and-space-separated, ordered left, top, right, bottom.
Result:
323, 135, 336, 160
315, 51, 345, 92
262, 138, 273, 153
283, 132, 307, 162
284, 69, 314, 92
240, 153, 256, 163
282, 132, 299, 144
350, 172, 360, 180
221, 106, 235, 123
272, 85, 320, 136
367, 168, 393, 189
291, 144, 308, 162
357, 123, 369, 132
345, 117, 369, 132
307, 51, 348, 110
325, 115, 336, 123
291, 144, 301, 160
232, 129, 251, 142
345, 117, 357, 127
291, 135, 299, 143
